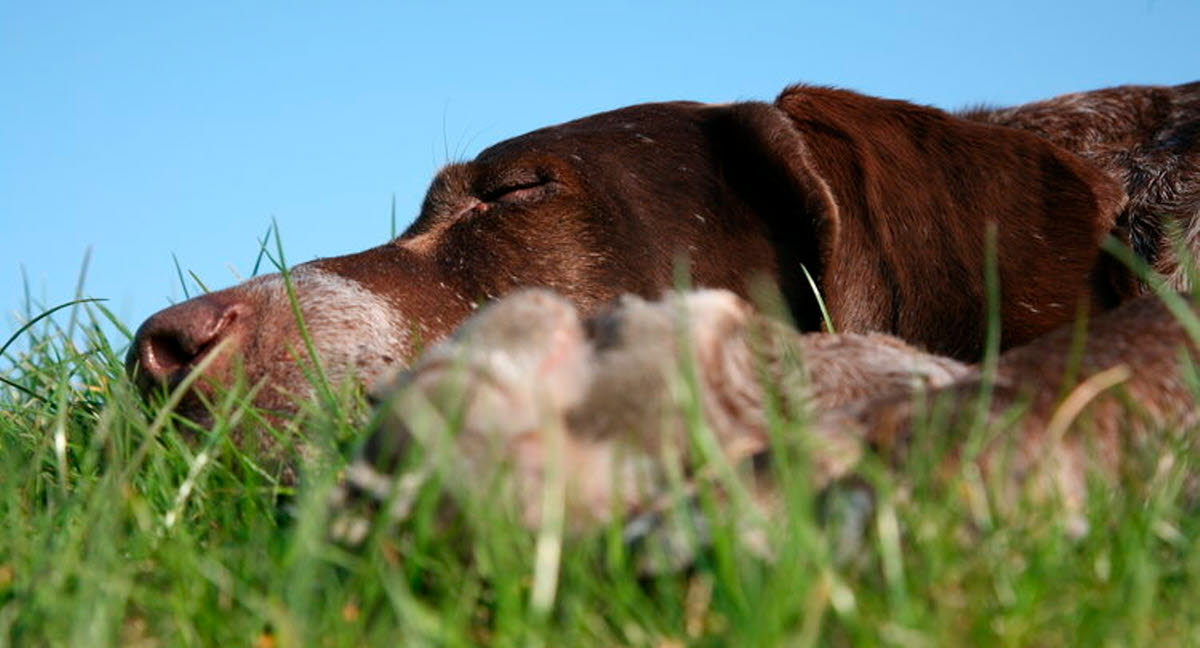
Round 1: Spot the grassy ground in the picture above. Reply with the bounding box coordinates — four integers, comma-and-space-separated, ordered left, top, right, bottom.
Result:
3, 291, 1200, 647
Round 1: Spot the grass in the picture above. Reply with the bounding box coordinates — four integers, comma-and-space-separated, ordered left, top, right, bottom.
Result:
3, 258, 1200, 646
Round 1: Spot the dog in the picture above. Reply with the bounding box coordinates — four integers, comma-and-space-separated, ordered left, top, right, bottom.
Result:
126, 82, 1198, 424
332, 287, 1200, 556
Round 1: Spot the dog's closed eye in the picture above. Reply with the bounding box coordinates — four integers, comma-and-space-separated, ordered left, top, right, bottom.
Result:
478, 170, 556, 204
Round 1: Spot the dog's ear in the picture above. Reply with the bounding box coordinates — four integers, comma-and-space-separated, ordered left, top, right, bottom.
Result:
699, 101, 842, 332
708, 88, 1127, 360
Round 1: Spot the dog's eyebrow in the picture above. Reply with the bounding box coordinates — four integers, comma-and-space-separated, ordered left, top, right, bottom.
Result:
404, 164, 475, 234
430, 163, 473, 196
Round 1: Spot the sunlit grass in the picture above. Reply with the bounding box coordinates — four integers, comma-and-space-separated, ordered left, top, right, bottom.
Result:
3, 246, 1200, 646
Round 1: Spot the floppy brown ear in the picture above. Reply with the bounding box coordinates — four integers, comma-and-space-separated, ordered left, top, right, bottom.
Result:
755, 85, 1128, 360
698, 101, 843, 332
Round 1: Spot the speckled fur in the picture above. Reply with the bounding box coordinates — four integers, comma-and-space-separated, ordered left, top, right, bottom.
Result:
338, 289, 971, 538
964, 82, 1200, 292
340, 288, 1200, 549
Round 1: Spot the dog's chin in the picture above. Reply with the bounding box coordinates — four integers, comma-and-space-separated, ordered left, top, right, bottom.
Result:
155, 368, 377, 489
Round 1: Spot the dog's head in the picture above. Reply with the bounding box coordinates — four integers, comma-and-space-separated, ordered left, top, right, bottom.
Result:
125, 100, 811, 421
127, 88, 1127, 423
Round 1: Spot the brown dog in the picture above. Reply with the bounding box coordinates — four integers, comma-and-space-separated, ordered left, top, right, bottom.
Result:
333, 287, 1199, 553
128, 82, 1200, 423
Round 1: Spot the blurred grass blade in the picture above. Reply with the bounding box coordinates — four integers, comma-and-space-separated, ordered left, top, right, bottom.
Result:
1, 298, 105, 359
66, 246, 93, 341
252, 223, 274, 277
801, 263, 835, 333
171, 252, 191, 300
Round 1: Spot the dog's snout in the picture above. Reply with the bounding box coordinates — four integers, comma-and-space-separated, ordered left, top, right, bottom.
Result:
127, 296, 246, 390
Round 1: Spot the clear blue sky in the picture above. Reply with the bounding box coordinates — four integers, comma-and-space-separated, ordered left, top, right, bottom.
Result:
3, 1, 1198, 347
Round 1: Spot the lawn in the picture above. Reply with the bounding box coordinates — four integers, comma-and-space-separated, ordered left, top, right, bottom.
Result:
3, 281, 1200, 647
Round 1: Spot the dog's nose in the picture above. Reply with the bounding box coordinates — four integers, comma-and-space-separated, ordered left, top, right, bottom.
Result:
127, 296, 246, 391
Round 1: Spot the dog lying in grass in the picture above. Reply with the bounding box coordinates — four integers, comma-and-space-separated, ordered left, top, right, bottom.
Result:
128, 82, 1200, 427
331, 288, 1200, 558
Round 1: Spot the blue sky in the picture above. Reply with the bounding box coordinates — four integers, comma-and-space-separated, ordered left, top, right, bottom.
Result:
3, 0, 1198, 348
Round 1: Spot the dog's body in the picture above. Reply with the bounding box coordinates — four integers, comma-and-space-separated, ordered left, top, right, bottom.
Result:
335, 288, 1200, 549
335, 288, 972, 540
833, 293, 1200, 523
127, 82, 1199, 424
963, 82, 1200, 290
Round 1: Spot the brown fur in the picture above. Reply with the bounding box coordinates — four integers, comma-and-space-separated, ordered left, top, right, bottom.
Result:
828, 293, 1200, 525
128, 83, 1157, 420
963, 82, 1200, 292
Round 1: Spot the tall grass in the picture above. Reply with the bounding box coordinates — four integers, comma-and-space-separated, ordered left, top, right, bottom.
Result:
2, 253, 1200, 646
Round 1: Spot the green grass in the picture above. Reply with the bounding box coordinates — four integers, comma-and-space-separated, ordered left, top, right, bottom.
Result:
4, 277, 1200, 646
